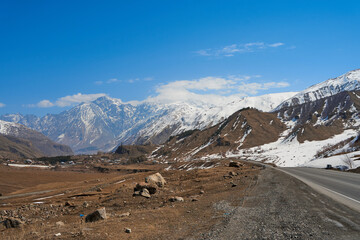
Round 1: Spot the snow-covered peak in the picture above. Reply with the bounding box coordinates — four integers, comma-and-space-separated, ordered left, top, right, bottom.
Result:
0, 119, 23, 135
306, 69, 360, 92
274, 69, 360, 110
92, 95, 123, 106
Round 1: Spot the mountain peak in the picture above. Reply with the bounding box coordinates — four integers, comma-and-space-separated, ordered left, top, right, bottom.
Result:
344, 68, 360, 80
274, 68, 360, 110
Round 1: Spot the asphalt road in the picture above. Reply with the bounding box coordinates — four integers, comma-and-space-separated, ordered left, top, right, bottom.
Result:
280, 167, 360, 212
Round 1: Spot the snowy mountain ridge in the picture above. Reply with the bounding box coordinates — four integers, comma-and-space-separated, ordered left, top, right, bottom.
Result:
274, 69, 360, 110
3, 68, 360, 156
0, 120, 24, 136
0, 92, 297, 153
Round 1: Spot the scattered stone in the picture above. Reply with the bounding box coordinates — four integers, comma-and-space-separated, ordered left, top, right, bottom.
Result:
133, 191, 141, 196
191, 198, 199, 202
85, 207, 107, 222
54, 233, 61, 237
3, 218, 23, 228
200, 190, 205, 194
223, 175, 232, 179
134, 182, 157, 194
83, 201, 89, 208
169, 196, 184, 202
64, 201, 75, 208
56, 221, 65, 227
145, 173, 166, 187
229, 171, 237, 176
119, 212, 130, 217
125, 228, 131, 233
229, 162, 242, 168
96, 187, 102, 192
140, 188, 151, 198
231, 182, 237, 187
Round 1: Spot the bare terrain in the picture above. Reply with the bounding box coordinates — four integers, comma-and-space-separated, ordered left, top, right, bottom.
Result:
0, 159, 260, 239
1, 158, 359, 239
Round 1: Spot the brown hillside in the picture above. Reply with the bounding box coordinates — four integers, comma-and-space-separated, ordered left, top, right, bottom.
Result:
0, 134, 43, 159
152, 108, 286, 161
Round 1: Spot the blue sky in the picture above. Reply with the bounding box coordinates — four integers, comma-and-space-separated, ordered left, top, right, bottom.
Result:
1, 0, 360, 115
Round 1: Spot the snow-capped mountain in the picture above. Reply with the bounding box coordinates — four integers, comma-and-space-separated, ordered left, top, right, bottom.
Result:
0, 120, 73, 157
149, 69, 360, 167
0, 92, 296, 153
274, 69, 360, 110
152, 89, 360, 167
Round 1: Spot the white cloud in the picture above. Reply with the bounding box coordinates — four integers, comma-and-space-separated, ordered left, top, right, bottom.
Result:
239, 82, 290, 95
196, 42, 287, 57
144, 77, 154, 81
37, 100, 55, 108
195, 49, 211, 56
56, 93, 107, 107
95, 77, 153, 85
148, 76, 290, 104
268, 42, 284, 48
94, 78, 120, 85
0, 102, 5, 108
107, 78, 120, 84
29, 93, 107, 108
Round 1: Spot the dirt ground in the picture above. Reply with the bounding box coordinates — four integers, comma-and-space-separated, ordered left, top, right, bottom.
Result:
0, 160, 261, 239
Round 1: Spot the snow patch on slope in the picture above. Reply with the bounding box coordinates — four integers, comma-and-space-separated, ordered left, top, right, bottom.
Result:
239, 129, 357, 167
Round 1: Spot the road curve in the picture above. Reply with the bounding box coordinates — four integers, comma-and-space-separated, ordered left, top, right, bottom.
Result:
280, 167, 360, 212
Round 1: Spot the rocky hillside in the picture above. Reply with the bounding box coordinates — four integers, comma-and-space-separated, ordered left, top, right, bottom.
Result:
152, 108, 286, 161
0, 120, 73, 157
275, 90, 360, 143
0, 134, 43, 159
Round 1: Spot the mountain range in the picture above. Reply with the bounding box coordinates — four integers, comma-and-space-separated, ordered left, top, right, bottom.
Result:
0, 92, 296, 153
151, 69, 360, 167
1, 69, 360, 167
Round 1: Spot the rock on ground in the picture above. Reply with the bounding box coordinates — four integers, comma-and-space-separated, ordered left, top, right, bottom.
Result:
229, 162, 242, 168
134, 182, 157, 194
140, 188, 151, 198
56, 221, 65, 227
169, 196, 184, 202
145, 173, 166, 187
3, 218, 23, 228
85, 207, 107, 223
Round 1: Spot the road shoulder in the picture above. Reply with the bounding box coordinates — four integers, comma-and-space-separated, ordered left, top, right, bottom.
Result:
201, 167, 360, 239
